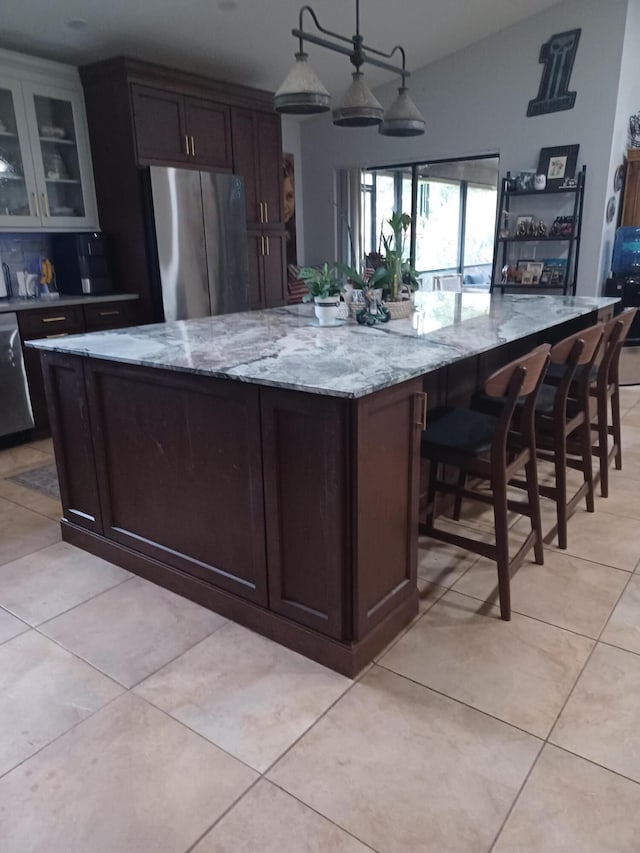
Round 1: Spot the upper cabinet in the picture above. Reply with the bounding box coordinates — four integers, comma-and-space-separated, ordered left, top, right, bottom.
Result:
231, 109, 283, 228
0, 49, 98, 231
131, 84, 232, 169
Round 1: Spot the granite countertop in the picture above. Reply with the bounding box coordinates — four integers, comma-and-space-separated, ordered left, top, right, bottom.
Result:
27, 293, 619, 399
0, 293, 139, 314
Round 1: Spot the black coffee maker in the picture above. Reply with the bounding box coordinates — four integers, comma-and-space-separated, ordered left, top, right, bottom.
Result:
52, 233, 113, 296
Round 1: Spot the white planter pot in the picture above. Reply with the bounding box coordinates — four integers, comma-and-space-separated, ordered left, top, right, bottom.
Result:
314, 296, 341, 326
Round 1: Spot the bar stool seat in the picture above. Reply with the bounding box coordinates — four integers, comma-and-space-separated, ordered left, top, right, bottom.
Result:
420, 344, 551, 621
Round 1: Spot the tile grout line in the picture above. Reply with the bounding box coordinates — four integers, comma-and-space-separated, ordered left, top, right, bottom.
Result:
486, 545, 640, 852
0, 488, 62, 524
181, 670, 371, 853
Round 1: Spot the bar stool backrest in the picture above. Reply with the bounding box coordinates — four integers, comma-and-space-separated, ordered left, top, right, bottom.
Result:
485, 344, 551, 460
549, 323, 604, 418
601, 308, 639, 388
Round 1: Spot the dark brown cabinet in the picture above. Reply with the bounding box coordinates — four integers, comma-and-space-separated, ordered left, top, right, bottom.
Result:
19, 299, 138, 432
81, 58, 286, 319
248, 229, 287, 309
131, 85, 189, 164
231, 109, 284, 228
131, 84, 231, 169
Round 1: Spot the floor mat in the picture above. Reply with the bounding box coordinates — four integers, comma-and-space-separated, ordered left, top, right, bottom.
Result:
9, 463, 61, 501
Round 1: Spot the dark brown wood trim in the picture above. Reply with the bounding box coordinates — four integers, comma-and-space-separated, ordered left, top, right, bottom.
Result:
61, 522, 417, 678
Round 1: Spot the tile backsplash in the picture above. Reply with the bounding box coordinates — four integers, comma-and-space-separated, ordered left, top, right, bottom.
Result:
0, 233, 54, 296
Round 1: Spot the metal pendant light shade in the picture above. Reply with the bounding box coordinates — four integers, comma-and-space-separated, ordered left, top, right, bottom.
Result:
274, 52, 331, 114
332, 72, 384, 127
378, 87, 426, 137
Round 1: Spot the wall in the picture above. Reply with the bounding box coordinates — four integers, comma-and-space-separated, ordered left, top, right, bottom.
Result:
299, 0, 628, 296
599, 0, 640, 281
281, 116, 305, 265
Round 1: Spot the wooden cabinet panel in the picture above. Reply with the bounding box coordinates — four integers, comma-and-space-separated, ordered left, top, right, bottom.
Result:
257, 112, 284, 227
354, 380, 422, 639
131, 84, 187, 164
83, 300, 137, 331
247, 230, 264, 310
86, 362, 268, 604
185, 96, 231, 169
231, 108, 259, 224
18, 305, 84, 338
262, 231, 287, 307
40, 352, 103, 532
261, 388, 349, 639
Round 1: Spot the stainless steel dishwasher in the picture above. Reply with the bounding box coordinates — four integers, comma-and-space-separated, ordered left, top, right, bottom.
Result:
0, 312, 34, 437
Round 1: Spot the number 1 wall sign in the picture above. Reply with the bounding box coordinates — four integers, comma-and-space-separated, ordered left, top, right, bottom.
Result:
527, 29, 581, 117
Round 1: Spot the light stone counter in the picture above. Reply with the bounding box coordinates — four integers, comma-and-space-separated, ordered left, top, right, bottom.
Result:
28, 293, 618, 399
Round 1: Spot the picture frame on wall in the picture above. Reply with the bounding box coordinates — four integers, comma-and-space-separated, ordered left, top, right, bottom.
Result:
537, 145, 580, 188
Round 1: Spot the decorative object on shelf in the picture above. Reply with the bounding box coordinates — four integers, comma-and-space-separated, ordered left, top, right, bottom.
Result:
518, 260, 544, 285
515, 214, 535, 237
606, 195, 617, 224
534, 174, 547, 191
614, 163, 625, 193
498, 211, 512, 239
537, 144, 580, 189
40, 124, 66, 139
537, 219, 548, 237
516, 170, 536, 191
542, 258, 568, 285
43, 151, 69, 180
299, 263, 343, 325
527, 29, 581, 117
274, 0, 425, 137
549, 215, 575, 237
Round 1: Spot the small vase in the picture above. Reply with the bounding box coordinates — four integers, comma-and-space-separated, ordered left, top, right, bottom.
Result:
314, 296, 341, 326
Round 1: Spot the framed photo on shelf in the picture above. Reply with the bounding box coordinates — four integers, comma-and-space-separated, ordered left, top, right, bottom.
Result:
517, 260, 544, 285
542, 257, 568, 285
537, 145, 580, 189
514, 214, 535, 237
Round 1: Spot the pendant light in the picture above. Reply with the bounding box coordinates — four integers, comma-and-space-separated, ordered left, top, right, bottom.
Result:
274, 0, 425, 137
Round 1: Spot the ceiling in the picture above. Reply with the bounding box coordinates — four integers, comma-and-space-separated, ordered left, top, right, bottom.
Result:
0, 0, 566, 94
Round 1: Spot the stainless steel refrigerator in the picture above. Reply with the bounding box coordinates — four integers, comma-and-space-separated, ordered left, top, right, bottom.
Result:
146, 167, 249, 321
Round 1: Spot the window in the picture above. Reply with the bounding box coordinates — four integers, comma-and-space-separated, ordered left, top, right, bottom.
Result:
359, 157, 498, 288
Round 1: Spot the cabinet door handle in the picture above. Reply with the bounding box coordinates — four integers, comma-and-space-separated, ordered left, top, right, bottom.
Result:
98, 310, 120, 317
263, 201, 268, 223
45, 332, 69, 339
30, 192, 40, 218
260, 235, 265, 255
190, 135, 196, 156
41, 193, 50, 217
264, 235, 270, 256
184, 134, 190, 156
415, 392, 427, 430
42, 315, 68, 323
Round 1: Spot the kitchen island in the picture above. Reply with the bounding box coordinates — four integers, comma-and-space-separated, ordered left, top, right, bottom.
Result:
29, 293, 617, 675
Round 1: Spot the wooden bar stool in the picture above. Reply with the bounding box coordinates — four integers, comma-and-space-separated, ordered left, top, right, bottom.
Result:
589, 308, 638, 497
528, 323, 603, 549
420, 344, 550, 621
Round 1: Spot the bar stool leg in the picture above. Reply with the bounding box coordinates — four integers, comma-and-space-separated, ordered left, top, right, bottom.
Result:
525, 456, 544, 564
492, 473, 511, 621
597, 391, 610, 498
612, 384, 623, 470
452, 468, 466, 521
581, 418, 595, 513
554, 419, 569, 550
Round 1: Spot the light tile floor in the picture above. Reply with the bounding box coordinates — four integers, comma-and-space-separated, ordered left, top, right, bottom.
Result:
1, 389, 640, 852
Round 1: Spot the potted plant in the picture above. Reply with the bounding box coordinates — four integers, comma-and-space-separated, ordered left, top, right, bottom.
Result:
369, 212, 420, 317
300, 263, 343, 326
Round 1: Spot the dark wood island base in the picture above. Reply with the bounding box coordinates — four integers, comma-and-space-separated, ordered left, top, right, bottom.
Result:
42, 352, 423, 677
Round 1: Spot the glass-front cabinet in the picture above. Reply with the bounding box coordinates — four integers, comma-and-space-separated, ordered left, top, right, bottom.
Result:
0, 53, 98, 230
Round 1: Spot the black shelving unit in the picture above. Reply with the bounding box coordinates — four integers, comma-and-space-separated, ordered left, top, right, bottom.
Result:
490, 165, 586, 296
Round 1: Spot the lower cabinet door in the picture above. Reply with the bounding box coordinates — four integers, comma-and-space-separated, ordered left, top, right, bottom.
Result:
261, 387, 349, 639
40, 352, 103, 533
85, 362, 268, 604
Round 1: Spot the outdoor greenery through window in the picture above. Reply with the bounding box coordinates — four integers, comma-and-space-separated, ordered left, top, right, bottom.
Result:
360, 157, 499, 289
